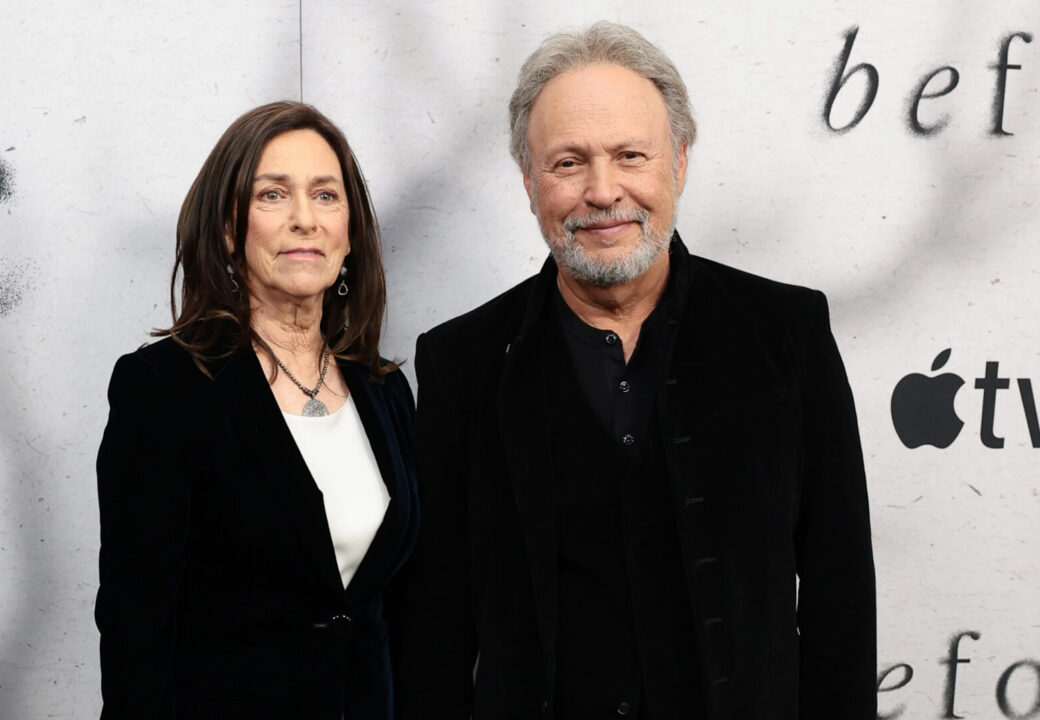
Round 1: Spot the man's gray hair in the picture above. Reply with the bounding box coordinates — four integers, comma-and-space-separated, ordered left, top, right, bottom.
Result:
508, 21, 697, 172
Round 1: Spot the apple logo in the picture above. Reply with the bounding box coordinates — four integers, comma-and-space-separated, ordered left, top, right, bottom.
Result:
891, 348, 965, 448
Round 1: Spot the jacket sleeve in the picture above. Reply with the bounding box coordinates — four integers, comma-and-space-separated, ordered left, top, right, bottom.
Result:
794, 292, 877, 719
95, 353, 191, 720
387, 332, 477, 719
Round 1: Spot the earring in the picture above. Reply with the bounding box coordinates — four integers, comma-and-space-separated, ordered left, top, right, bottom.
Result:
226, 263, 240, 293
337, 264, 349, 297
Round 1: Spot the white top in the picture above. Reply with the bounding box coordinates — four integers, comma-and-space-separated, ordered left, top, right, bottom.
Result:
282, 396, 390, 589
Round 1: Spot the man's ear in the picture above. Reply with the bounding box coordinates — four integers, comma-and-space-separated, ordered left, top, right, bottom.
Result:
674, 143, 689, 195
523, 172, 536, 215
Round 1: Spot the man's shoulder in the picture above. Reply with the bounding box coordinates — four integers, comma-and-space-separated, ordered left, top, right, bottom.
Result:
420, 272, 541, 353
689, 254, 823, 324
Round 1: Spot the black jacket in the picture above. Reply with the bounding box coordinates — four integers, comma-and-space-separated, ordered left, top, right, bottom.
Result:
96, 337, 419, 719
388, 237, 876, 719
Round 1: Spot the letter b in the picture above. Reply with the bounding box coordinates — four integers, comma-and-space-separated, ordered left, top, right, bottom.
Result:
824, 26, 879, 133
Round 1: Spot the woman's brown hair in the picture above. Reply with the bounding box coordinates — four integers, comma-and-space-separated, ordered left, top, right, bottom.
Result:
155, 101, 391, 379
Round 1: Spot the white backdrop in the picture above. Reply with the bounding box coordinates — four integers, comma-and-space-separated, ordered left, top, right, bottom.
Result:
1, 1, 1038, 718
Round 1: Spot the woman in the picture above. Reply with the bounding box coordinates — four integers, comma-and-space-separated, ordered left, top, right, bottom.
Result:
96, 102, 418, 719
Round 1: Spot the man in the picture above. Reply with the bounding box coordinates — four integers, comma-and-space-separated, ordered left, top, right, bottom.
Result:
388, 21, 876, 720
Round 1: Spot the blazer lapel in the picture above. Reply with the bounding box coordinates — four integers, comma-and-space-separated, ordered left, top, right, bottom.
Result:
339, 361, 414, 608
666, 257, 787, 426
213, 347, 346, 599
495, 261, 559, 665
658, 252, 787, 710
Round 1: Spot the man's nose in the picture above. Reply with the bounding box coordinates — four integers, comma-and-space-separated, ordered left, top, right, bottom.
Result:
583, 160, 623, 209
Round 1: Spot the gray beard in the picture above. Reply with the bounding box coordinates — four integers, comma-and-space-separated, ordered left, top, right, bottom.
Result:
540, 205, 674, 288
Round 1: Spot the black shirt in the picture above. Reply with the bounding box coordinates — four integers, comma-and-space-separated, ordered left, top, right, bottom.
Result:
549, 249, 699, 719
552, 286, 665, 454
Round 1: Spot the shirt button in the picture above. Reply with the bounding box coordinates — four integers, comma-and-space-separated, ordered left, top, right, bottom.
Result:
618, 380, 630, 393
621, 434, 635, 446
604, 333, 619, 345
617, 701, 632, 716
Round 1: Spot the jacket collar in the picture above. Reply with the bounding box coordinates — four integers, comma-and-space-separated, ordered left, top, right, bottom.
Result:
509, 231, 692, 342
666, 248, 785, 423
494, 232, 691, 666
339, 361, 416, 608
493, 232, 780, 665
211, 345, 410, 607
496, 293, 558, 663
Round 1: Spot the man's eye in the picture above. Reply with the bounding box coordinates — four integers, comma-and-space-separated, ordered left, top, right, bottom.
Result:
318, 190, 337, 201
558, 160, 576, 169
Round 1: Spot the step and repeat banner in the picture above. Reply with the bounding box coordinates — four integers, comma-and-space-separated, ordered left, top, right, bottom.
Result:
1, 1, 1037, 717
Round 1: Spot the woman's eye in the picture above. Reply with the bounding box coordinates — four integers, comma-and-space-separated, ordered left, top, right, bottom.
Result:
259, 189, 281, 201
318, 190, 336, 201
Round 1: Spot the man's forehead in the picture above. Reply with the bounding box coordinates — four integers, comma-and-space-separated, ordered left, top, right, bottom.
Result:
527, 64, 671, 154
535, 63, 663, 108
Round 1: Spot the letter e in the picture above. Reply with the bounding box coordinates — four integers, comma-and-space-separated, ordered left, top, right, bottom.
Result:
877, 663, 914, 720
908, 66, 960, 135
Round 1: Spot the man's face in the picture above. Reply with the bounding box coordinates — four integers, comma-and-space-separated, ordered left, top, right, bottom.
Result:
522, 63, 687, 287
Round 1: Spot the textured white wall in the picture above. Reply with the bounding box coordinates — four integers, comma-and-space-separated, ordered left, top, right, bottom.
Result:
0, 2, 303, 716
1, 1, 1038, 717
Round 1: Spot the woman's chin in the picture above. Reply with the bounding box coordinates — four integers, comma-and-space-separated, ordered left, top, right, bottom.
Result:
249, 282, 334, 308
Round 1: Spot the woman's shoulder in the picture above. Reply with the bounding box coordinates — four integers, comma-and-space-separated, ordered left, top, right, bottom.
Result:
114, 336, 191, 373
108, 337, 215, 397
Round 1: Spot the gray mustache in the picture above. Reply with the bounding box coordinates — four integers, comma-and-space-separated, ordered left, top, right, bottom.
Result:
563, 207, 650, 232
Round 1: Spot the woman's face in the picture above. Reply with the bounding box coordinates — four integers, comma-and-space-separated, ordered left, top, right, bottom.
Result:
240, 129, 350, 308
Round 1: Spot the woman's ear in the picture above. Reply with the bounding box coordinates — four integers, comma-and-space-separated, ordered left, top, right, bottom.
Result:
224, 218, 236, 255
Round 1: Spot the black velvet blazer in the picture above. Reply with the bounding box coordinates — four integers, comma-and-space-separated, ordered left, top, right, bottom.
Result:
96, 337, 418, 719
388, 236, 876, 720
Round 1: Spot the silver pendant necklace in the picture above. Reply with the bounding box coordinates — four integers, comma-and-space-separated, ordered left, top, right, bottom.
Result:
270, 345, 332, 416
